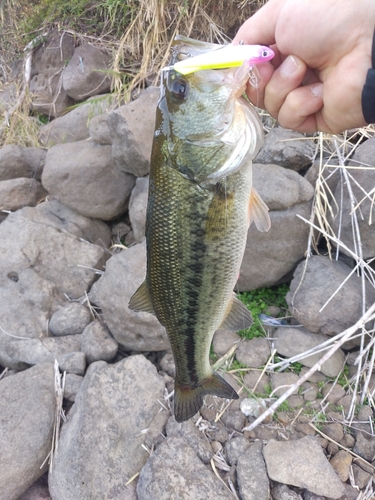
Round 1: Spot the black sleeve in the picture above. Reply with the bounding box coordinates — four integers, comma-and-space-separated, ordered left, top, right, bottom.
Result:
362, 28, 375, 124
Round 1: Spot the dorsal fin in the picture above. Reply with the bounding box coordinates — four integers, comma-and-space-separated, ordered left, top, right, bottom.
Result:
128, 280, 155, 315
220, 294, 253, 332
248, 187, 271, 232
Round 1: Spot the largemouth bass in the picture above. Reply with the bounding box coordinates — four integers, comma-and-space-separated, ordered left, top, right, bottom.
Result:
129, 36, 271, 423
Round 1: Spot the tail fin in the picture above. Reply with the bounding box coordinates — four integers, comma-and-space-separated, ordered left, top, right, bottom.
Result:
174, 372, 239, 423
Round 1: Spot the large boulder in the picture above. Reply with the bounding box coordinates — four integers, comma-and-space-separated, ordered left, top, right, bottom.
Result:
238, 163, 314, 290
90, 240, 169, 351
0, 363, 55, 500
42, 141, 135, 220
108, 86, 159, 176
49, 356, 165, 500
128, 176, 149, 242
0, 177, 47, 211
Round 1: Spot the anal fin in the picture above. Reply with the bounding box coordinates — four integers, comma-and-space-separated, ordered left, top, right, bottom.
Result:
128, 280, 155, 315
248, 187, 271, 232
220, 294, 253, 332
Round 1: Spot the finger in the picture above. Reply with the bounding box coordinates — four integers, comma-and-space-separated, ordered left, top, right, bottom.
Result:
232, 0, 287, 46
264, 55, 308, 118
277, 84, 324, 133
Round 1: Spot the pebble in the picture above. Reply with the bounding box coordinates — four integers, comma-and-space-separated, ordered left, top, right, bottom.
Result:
63, 373, 84, 402
270, 372, 299, 397
235, 337, 271, 368
49, 302, 92, 336
351, 463, 372, 489
329, 449, 352, 482
240, 397, 267, 418
225, 436, 250, 465
322, 383, 346, 404
321, 423, 344, 443
80, 320, 118, 364
243, 370, 270, 395
237, 441, 270, 500
212, 329, 240, 356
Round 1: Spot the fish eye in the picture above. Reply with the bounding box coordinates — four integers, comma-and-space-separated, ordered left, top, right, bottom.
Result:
170, 79, 189, 100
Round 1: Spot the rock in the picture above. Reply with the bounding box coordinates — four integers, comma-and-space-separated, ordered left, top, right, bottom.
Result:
235, 338, 271, 368
39, 94, 117, 147
0, 177, 47, 211
0, 203, 108, 299
263, 436, 345, 498
143, 409, 170, 449
17, 473, 51, 500
274, 327, 345, 378
49, 302, 92, 336
286, 256, 375, 337
57, 352, 86, 375
22, 147, 47, 180
0, 268, 65, 369
352, 463, 372, 489
62, 45, 111, 101
321, 383, 346, 404
353, 431, 375, 461
80, 321, 118, 364
329, 137, 375, 259
253, 163, 314, 210
166, 417, 213, 463
272, 483, 302, 500
237, 440, 269, 500
255, 127, 315, 171
224, 436, 250, 465
329, 450, 352, 482
42, 141, 135, 220
270, 372, 300, 396
243, 370, 270, 395
5, 335, 82, 365
212, 330, 241, 356
63, 373, 84, 402
49, 355, 165, 500
221, 409, 246, 432
128, 176, 149, 242
30, 31, 75, 117
159, 351, 175, 377
89, 113, 112, 145
240, 397, 267, 418
90, 241, 169, 351
137, 436, 232, 500
0, 145, 37, 180
109, 86, 160, 176
238, 201, 312, 291
0, 363, 55, 500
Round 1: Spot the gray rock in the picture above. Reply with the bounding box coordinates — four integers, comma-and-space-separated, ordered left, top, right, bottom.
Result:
255, 127, 315, 171
253, 163, 314, 210
235, 337, 271, 368
80, 321, 118, 364
274, 327, 345, 378
221, 409, 246, 432
286, 256, 375, 337
225, 436, 250, 465
0, 145, 35, 180
272, 483, 302, 500
270, 372, 300, 396
353, 431, 375, 461
49, 355, 165, 500
109, 86, 159, 176
321, 383, 346, 404
0, 177, 46, 211
5, 335, 82, 365
240, 397, 267, 418
263, 436, 345, 498
329, 449, 352, 482
62, 44, 111, 101
0, 268, 65, 369
89, 113, 112, 145
238, 201, 312, 291
0, 203, 108, 299
30, 31, 75, 117
57, 352, 86, 375
212, 329, 241, 357
137, 436, 232, 500
0, 363, 55, 500
42, 141, 135, 220
17, 474, 51, 500
143, 409, 170, 450
39, 94, 118, 147
22, 147, 47, 180
237, 441, 269, 500
160, 351, 175, 377
166, 417, 213, 464
128, 176, 149, 242
243, 370, 270, 395
49, 302, 92, 336
90, 241, 169, 351
352, 463, 372, 489
329, 137, 375, 259
63, 373, 84, 402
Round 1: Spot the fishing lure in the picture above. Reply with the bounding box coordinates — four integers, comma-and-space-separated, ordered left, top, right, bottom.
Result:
173, 43, 274, 75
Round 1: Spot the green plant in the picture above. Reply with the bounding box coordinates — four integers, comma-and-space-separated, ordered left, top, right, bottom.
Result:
237, 284, 289, 339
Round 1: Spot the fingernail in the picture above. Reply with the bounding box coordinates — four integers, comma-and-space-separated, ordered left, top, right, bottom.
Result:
311, 83, 323, 97
280, 55, 299, 77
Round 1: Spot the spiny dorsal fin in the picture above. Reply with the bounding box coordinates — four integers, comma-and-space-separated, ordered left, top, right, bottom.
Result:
248, 187, 271, 232
128, 280, 155, 315
220, 294, 253, 332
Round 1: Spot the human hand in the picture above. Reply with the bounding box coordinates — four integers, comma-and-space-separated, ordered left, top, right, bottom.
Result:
233, 0, 375, 134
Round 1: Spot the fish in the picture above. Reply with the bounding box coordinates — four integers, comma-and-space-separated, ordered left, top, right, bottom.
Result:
129, 36, 272, 423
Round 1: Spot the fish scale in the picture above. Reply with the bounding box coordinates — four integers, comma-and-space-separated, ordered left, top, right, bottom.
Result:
129, 36, 271, 422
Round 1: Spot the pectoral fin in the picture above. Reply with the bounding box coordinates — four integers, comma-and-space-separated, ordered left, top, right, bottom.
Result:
128, 280, 155, 315
220, 294, 253, 332
248, 187, 271, 232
